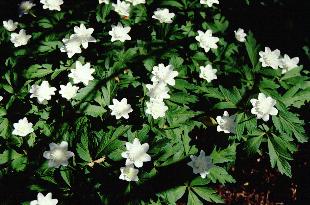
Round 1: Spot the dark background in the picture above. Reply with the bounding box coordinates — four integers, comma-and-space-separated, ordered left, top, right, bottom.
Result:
0, 0, 309, 204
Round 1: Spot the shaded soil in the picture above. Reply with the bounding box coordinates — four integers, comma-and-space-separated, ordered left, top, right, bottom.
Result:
213, 142, 310, 205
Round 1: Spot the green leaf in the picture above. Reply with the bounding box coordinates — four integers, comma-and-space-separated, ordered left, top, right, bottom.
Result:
187, 190, 203, 205
96, 126, 130, 158
38, 18, 53, 28
74, 80, 99, 101
161, 186, 186, 204
274, 110, 307, 143
166, 105, 200, 127
24, 64, 53, 79
281, 67, 303, 80
11, 155, 27, 171
76, 134, 92, 162
245, 134, 264, 155
192, 187, 224, 203
204, 86, 243, 106
160, 0, 184, 9
209, 166, 236, 184
60, 168, 71, 187
211, 144, 237, 164
267, 137, 292, 177
190, 177, 210, 186
0, 149, 21, 164
0, 118, 10, 139
0, 150, 27, 171
81, 103, 107, 118
169, 92, 198, 105
169, 56, 184, 69
96, 3, 112, 23
245, 32, 260, 69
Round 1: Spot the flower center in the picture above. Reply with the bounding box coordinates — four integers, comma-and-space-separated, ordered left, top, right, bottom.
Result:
257, 100, 272, 114
193, 158, 205, 169
128, 148, 145, 162
124, 167, 135, 178
51, 149, 66, 162
263, 53, 277, 67
20, 2, 32, 11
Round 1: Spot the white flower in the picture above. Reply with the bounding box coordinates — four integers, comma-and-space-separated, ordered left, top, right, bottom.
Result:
250, 93, 278, 121
72, 24, 96, 49
195, 30, 219, 53
30, 81, 57, 104
151, 63, 178, 86
30, 193, 58, 205
60, 24, 96, 58
279, 54, 299, 74
234, 28, 247, 42
152, 8, 175, 24
12, 117, 34, 137
200, 0, 219, 7
216, 111, 236, 134
199, 64, 217, 82
187, 150, 213, 179
68, 61, 95, 86
60, 36, 82, 58
146, 82, 170, 100
0, 96, 3, 101
10, 29, 31, 47
121, 138, 151, 168
145, 99, 168, 119
3, 20, 18, 32
108, 98, 133, 119
43, 141, 74, 168
259, 47, 281, 69
40, 0, 63, 11
112, 0, 131, 17
59, 83, 79, 100
19, 1, 36, 15
109, 23, 131, 42
99, 0, 109, 4
119, 165, 139, 182
125, 0, 145, 6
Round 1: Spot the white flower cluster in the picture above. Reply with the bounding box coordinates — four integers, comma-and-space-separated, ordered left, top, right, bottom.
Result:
2, 20, 32, 48
199, 64, 218, 83
60, 24, 96, 58
109, 98, 133, 119
11, 118, 74, 169
145, 63, 178, 119
259, 47, 300, 73
3, 20, 18, 32
43, 141, 75, 168
112, 0, 146, 17
19, 1, 36, 16
188, 150, 214, 178
30, 192, 58, 205
216, 111, 236, 134
196, 29, 219, 53
40, 0, 63, 11
2, 0, 302, 192
152, 8, 175, 24
12, 117, 34, 137
3, 19, 32, 47
119, 138, 151, 182
234, 28, 247, 42
250, 93, 278, 121
109, 23, 131, 42
99, 0, 109, 4
112, 0, 175, 25
29, 61, 95, 104
200, 0, 219, 7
